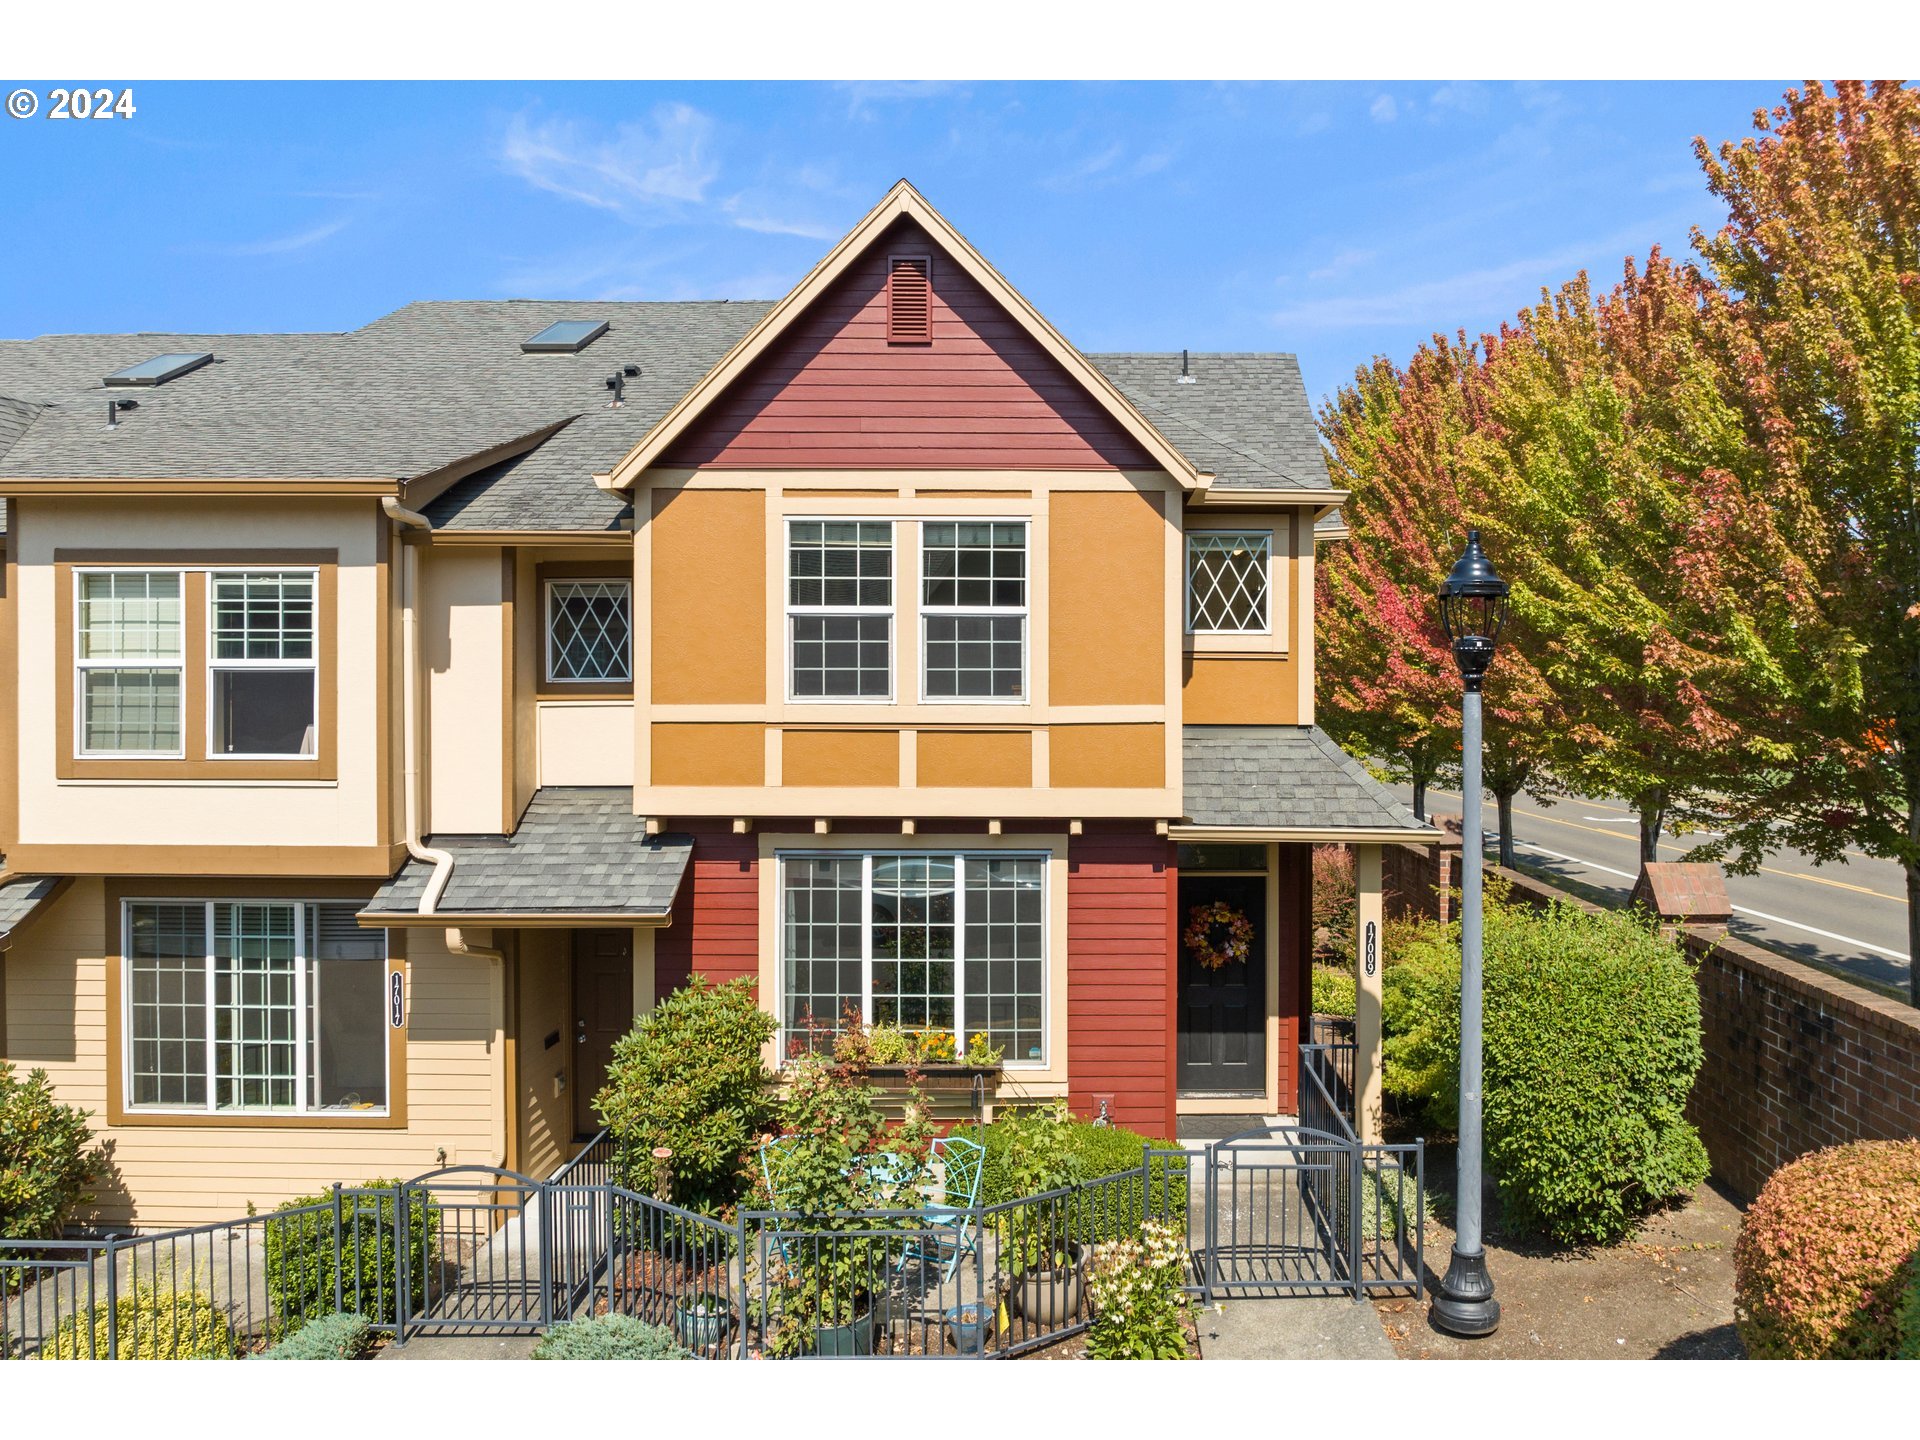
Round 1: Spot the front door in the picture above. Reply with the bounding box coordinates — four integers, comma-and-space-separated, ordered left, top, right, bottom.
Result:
1177, 875, 1267, 1095
571, 930, 633, 1138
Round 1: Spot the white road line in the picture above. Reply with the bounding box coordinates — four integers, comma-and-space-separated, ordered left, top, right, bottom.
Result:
1507, 838, 1911, 964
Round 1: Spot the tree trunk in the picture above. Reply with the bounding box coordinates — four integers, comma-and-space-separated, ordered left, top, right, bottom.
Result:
1413, 775, 1427, 822
1638, 788, 1667, 865
1496, 788, 1516, 868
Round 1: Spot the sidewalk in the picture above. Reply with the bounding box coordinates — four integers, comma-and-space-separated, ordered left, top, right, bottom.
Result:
1198, 1295, 1398, 1360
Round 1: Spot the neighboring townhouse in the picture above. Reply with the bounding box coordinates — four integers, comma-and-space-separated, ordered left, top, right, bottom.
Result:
0, 182, 1430, 1229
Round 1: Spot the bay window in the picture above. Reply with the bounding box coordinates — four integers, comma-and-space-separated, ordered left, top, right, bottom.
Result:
124, 899, 389, 1116
787, 520, 893, 700
779, 852, 1046, 1065
921, 521, 1027, 699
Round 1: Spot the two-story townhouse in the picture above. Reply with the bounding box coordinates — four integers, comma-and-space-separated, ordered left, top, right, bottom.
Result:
0, 183, 1429, 1228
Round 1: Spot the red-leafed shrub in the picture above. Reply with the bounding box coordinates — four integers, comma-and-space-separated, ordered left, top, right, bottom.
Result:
1734, 1138, 1920, 1359
1311, 844, 1357, 966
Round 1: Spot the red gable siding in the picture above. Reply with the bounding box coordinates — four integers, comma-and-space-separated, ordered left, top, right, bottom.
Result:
661, 219, 1157, 470
1065, 828, 1177, 1140
653, 827, 760, 999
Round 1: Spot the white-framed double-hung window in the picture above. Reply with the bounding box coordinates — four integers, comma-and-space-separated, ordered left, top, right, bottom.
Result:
787, 520, 894, 700
75, 569, 186, 757
779, 852, 1048, 1065
208, 570, 318, 757
1185, 530, 1273, 635
123, 899, 390, 1116
920, 520, 1027, 700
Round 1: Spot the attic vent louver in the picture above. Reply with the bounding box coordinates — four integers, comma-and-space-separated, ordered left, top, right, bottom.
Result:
886, 255, 932, 344
522, 320, 609, 354
104, 352, 213, 387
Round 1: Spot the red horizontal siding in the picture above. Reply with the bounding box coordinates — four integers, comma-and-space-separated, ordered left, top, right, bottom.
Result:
654, 828, 760, 1000
1066, 829, 1176, 1139
662, 218, 1156, 471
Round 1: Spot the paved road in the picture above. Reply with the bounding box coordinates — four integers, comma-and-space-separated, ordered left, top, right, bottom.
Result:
1391, 784, 1912, 996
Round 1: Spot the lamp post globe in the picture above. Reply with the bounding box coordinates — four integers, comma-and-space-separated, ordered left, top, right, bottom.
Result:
1430, 528, 1508, 1339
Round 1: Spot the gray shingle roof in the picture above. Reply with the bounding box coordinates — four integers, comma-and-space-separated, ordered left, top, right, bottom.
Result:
1182, 726, 1430, 833
363, 788, 691, 918
0, 875, 64, 942
1089, 353, 1331, 490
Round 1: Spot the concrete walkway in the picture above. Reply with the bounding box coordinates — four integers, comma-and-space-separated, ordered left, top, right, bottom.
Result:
376, 1332, 542, 1360
1197, 1295, 1398, 1360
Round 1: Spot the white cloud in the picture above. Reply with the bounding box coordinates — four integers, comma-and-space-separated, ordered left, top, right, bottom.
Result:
720, 195, 838, 240
501, 103, 718, 218
204, 218, 350, 257
836, 81, 961, 120
1428, 82, 1490, 117
1307, 248, 1378, 283
1370, 94, 1399, 123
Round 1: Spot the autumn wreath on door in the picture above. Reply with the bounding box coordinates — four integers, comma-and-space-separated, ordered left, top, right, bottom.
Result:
1183, 900, 1255, 971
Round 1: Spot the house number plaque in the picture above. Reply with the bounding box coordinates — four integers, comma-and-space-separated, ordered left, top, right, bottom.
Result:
1364, 921, 1379, 978
389, 971, 406, 1029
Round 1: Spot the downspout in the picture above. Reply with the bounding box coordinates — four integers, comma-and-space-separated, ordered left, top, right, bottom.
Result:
382, 497, 455, 915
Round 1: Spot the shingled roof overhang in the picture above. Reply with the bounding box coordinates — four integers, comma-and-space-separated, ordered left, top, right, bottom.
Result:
1175, 726, 1437, 843
0, 875, 70, 949
360, 788, 691, 928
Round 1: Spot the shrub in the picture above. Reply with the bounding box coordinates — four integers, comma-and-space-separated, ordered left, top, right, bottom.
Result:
1899, 1251, 1920, 1361
256, 1311, 373, 1360
43, 1282, 235, 1359
1312, 965, 1356, 1018
1, 1062, 104, 1248
1734, 1139, 1920, 1359
1087, 1220, 1189, 1359
1311, 845, 1357, 967
597, 976, 776, 1213
531, 1314, 691, 1360
1382, 899, 1708, 1245
976, 1105, 1187, 1265
263, 1181, 436, 1334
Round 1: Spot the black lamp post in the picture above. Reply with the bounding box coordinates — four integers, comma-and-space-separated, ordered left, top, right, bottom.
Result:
1430, 528, 1509, 1338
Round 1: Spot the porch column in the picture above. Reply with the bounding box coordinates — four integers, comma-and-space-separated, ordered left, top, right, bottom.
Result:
1354, 844, 1384, 1142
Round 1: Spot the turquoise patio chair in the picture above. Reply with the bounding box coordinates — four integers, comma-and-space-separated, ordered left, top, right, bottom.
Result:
902, 1135, 985, 1282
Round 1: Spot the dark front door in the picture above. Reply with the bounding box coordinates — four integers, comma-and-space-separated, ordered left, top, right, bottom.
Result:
571, 930, 633, 1138
1177, 875, 1267, 1095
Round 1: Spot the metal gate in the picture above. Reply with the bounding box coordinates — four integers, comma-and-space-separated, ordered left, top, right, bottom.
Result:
356, 1166, 555, 1336
1200, 1124, 1425, 1303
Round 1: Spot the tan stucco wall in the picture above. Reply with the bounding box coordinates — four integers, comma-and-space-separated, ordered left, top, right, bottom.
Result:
0, 879, 504, 1230
1050, 723, 1164, 789
1048, 489, 1166, 706
783, 728, 899, 788
11, 497, 385, 852
650, 489, 765, 705
1182, 655, 1301, 724
653, 722, 766, 787
539, 702, 636, 787
422, 548, 510, 835
917, 729, 1032, 788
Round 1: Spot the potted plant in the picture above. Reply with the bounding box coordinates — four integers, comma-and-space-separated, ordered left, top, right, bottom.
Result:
990, 1101, 1091, 1324
672, 1289, 736, 1352
863, 1024, 1005, 1094
942, 1300, 995, 1354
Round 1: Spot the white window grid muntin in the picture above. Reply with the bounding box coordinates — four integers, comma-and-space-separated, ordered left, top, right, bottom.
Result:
206, 568, 321, 761
73, 568, 186, 759
785, 518, 896, 703
918, 517, 1029, 704
774, 850, 1049, 1068
544, 578, 633, 684
120, 898, 391, 1118
1185, 530, 1274, 635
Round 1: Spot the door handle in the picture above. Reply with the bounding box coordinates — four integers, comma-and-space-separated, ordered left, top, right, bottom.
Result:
576, 1020, 586, 1045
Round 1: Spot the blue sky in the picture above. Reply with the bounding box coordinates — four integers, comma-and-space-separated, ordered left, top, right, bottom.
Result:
1, 80, 1784, 405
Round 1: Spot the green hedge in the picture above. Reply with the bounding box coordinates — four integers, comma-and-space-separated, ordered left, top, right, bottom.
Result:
975, 1111, 1187, 1246
1, 1062, 104, 1267
262, 1181, 436, 1335
1383, 899, 1708, 1245
257, 1311, 374, 1360
1312, 965, 1356, 1019
43, 1282, 236, 1360
531, 1314, 692, 1359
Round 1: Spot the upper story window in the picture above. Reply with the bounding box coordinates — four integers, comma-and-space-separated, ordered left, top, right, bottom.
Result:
921, 521, 1027, 700
124, 899, 389, 1117
546, 579, 633, 683
787, 520, 893, 700
77, 570, 184, 756
1186, 531, 1272, 634
210, 571, 317, 757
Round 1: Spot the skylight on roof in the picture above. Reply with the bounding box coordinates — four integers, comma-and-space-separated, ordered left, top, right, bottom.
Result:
104, 352, 214, 387
521, 320, 609, 354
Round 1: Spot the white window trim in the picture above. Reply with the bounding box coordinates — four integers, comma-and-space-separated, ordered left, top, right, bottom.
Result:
917, 516, 1030, 706
73, 567, 188, 760
205, 567, 321, 762
120, 897, 391, 1118
543, 577, 634, 685
773, 849, 1050, 1069
784, 517, 896, 704
1184, 528, 1275, 638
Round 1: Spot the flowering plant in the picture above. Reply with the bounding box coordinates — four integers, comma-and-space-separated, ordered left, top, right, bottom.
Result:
1182, 900, 1254, 972
1086, 1220, 1190, 1359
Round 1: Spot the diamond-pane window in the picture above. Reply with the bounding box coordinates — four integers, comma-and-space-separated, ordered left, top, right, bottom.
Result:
1186, 532, 1272, 633
547, 581, 632, 683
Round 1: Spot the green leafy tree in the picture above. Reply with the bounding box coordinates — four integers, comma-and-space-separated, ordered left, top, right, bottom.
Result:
1, 1062, 103, 1246
1686, 80, 1920, 1004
